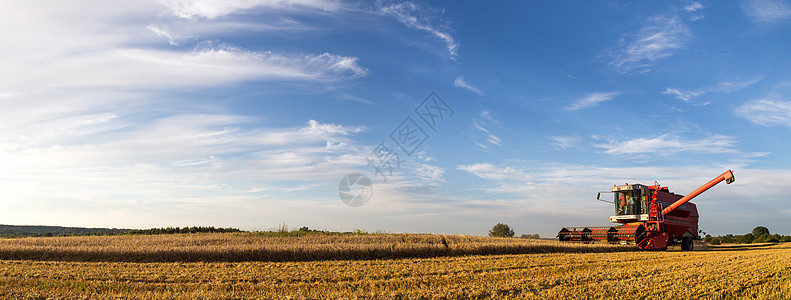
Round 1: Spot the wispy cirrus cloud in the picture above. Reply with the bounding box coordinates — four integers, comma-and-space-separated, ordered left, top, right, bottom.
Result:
594, 134, 738, 155
663, 88, 704, 102
0, 3, 367, 93
457, 163, 527, 181
567, 92, 620, 110
551, 136, 581, 150
608, 16, 691, 74
736, 99, 791, 127
161, 0, 342, 20
742, 0, 791, 24
684, 2, 704, 12
454, 77, 484, 96
684, 2, 705, 21
376, 0, 459, 59
470, 111, 502, 149
6, 44, 367, 91
663, 77, 762, 103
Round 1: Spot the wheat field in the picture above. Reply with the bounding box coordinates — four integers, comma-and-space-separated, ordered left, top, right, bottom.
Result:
0, 233, 788, 299
0, 233, 631, 262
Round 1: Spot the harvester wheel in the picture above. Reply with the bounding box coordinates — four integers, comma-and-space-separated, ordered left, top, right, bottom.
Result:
681, 237, 694, 251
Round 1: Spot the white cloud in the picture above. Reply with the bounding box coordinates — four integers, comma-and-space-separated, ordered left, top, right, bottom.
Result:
595, 134, 738, 155
551, 136, 581, 150
0, 3, 366, 93
663, 87, 703, 102
4, 44, 367, 92
457, 163, 527, 181
147, 24, 181, 46
413, 163, 445, 183
684, 2, 704, 12
470, 111, 502, 148
471, 119, 489, 133
663, 77, 761, 103
608, 16, 691, 74
454, 77, 484, 96
161, 0, 342, 20
487, 135, 502, 146
376, 1, 459, 59
567, 92, 620, 110
742, 0, 791, 24
736, 99, 791, 127
683, 2, 705, 21
717, 77, 763, 92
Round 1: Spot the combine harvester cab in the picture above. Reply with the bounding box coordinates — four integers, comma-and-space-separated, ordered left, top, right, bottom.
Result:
558, 170, 735, 251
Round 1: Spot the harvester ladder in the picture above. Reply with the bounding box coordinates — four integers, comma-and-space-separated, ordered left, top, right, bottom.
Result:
657, 203, 665, 222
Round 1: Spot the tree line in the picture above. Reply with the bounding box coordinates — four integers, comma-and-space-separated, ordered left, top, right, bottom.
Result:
704, 226, 791, 244
127, 226, 242, 235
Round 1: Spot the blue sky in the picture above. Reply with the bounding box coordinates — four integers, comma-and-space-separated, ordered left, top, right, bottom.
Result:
1, 0, 790, 237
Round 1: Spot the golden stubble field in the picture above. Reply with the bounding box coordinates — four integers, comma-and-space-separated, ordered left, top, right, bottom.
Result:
0, 233, 788, 299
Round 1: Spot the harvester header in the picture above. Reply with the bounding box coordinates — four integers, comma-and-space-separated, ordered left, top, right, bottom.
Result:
558, 170, 735, 251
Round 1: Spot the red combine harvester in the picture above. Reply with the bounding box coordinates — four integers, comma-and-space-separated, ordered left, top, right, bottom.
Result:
558, 170, 735, 251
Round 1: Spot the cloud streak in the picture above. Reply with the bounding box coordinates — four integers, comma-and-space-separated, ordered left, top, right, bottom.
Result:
663, 77, 762, 103
608, 16, 691, 74
454, 77, 484, 96
567, 92, 620, 110
5, 43, 367, 92
161, 0, 342, 20
470, 111, 502, 149
736, 99, 791, 128
377, 1, 459, 59
595, 134, 738, 155
742, 0, 791, 24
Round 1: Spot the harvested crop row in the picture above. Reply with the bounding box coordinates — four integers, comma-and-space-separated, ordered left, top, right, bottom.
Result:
0, 233, 632, 262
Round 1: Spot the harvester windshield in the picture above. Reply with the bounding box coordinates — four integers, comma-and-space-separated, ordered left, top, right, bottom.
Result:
614, 190, 643, 215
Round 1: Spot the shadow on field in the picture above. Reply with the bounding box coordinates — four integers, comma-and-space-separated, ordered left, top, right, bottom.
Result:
0, 234, 638, 263
0, 245, 638, 263
702, 243, 786, 252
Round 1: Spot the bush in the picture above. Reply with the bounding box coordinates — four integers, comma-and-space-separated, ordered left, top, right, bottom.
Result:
520, 233, 540, 239
780, 236, 791, 243
489, 223, 515, 238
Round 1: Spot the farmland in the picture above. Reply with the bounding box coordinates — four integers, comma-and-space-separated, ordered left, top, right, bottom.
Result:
0, 233, 789, 299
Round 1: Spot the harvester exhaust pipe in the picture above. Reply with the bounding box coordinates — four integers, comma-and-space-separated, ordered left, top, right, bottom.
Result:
661, 170, 735, 216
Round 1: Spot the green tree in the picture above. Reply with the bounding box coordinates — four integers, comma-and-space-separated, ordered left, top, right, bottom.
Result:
780, 236, 791, 243
753, 233, 769, 243
752, 226, 770, 237
489, 223, 515, 238
768, 234, 781, 243
721, 234, 735, 244
739, 233, 754, 244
